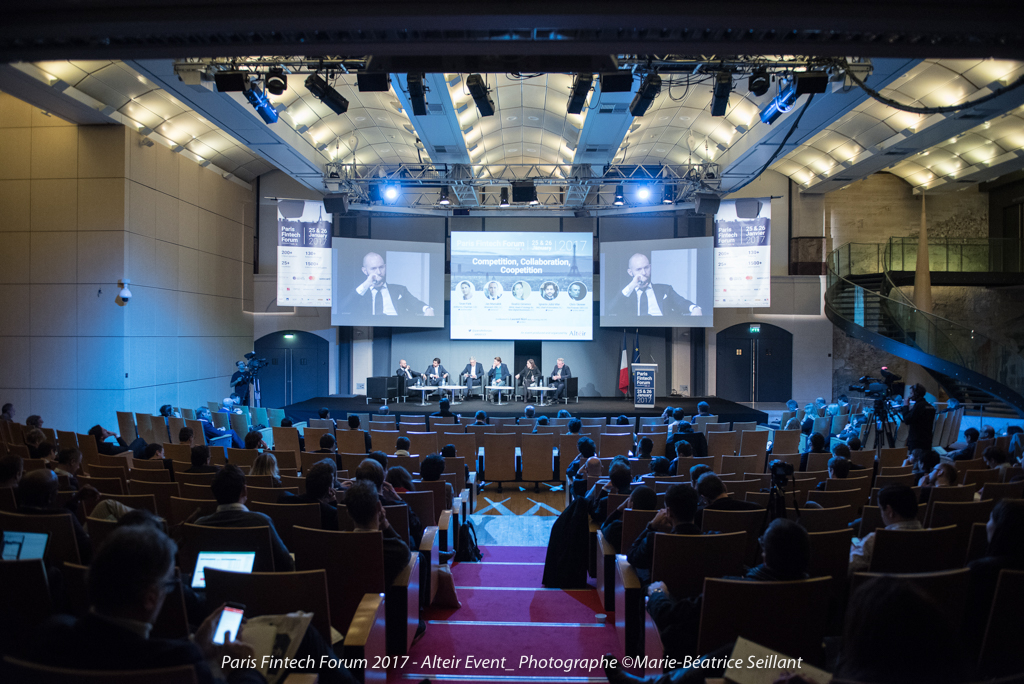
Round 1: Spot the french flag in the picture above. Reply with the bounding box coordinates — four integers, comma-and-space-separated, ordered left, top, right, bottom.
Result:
619, 330, 629, 395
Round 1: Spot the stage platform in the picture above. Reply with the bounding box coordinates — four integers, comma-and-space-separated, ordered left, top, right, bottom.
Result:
282, 395, 767, 427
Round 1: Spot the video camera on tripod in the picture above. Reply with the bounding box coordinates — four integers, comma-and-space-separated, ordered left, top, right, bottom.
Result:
847, 366, 904, 448
848, 366, 903, 400
241, 351, 269, 383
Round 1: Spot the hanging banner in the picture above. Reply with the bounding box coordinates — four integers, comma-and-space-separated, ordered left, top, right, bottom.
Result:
277, 200, 332, 307
713, 198, 771, 308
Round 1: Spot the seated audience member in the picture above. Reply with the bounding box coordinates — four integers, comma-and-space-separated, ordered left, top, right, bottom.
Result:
918, 461, 957, 491
588, 460, 632, 524
278, 461, 338, 530
831, 441, 865, 471
946, 427, 979, 461
694, 472, 760, 527
385, 466, 415, 493
53, 447, 83, 490
345, 480, 412, 589
420, 453, 454, 509
1007, 425, 1024, 463
695, 401, 711, 417
354, 458, 422, 548
0, 454, 24, 488
185, 446, 220, 474
782, 417, 801, 431
846, 435, 862, 452
179, 426, 196, 447
849, 484, 921, 573
394, 436, 411, 457
668, 439, 694, 476
522, 405, 536, 421
249, 452, 281, 487
196, 465, 295, 571
689, 463, 713, 488
904, 447, 940, 479
627, 483, 701, 584
36, 441, 57, 462
799, 431, 829, 471
982, 445, 1012, 475
366, 451, 388, 471
566, 418, 582, 435
473, 410, 489, 425
0, 402, 14, 422
430, 398, 457, 425
17, 469, 95, 563
665, 420, 707, 460
25, 414, 44, 429
377, 405, 390, 417
140, 442, 165, 460
317, 434, 337, 454
243, 430, 267, 451
615, 415, 630, 426
88, 424, 130, 456
279, 418, 305, 452
816, 454, 851, 491
347, 415, 372, 453
24, 430, 46, 459
649, 457, 671, 477
799, 403, 817, 434
980, 425, 995, 440
565, 437, 598, 499
660, 406, 674, 424
531, 416, 549, 433
635, 436, 654, 460
557, 409, 572, 419
966, 499, 1024, 672
195, 407, 244, 449
318, 407, 336, 428
601, 485, 657, 554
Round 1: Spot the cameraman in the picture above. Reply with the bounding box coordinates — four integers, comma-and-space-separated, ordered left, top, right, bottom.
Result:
901, 383, 935, 451
230, 360, 249, 404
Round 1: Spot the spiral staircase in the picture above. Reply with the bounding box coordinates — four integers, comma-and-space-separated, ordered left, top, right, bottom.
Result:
824, 238, 1024, 418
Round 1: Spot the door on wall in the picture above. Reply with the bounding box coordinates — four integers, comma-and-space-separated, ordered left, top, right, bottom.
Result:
716, 323, 793, 403
254, 331, 329, 408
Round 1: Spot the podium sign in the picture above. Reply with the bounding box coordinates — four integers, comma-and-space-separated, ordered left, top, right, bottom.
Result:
632, 363, 658, 409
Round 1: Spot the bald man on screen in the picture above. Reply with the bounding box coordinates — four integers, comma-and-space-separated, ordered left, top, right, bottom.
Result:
341, 252, 435, 317
608, 253, 701, 318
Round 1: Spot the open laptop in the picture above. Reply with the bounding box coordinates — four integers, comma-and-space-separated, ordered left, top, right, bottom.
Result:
190, 551, 257, 589
2, 531, 49, 561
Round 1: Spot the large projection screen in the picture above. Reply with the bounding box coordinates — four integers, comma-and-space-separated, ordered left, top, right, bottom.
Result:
331, 238, 445, 328
450, 232, 593, 340
599, 237, 714, 328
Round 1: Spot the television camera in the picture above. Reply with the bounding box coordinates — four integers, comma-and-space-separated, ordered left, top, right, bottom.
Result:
848, 366, 904, 448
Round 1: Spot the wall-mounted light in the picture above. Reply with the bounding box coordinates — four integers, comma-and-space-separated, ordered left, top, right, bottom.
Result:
284, 333, 295, 339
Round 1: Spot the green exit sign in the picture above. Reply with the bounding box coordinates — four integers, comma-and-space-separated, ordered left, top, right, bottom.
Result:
749, 324, 761, 333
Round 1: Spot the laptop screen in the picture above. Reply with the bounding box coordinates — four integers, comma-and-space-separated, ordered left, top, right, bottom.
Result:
191, 551, 257, 589
2, 531, 49, 561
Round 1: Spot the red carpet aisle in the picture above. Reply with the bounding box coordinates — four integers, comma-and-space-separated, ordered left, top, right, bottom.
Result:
392, 546, 619, 684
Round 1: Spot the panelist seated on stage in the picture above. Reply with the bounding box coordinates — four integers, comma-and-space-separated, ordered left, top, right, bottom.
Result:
460, 357, 485, 393
422, 358, 449, 396
547, 358, 572, 405
515, 358, 542, 401
606, 252, 702, 319
340, 251, 435, 317
486, 356, 512, 401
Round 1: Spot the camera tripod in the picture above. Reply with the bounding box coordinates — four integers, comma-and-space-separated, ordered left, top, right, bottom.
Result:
863, 397, 901, 449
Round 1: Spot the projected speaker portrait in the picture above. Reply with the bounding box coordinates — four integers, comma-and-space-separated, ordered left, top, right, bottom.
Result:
600, 236, 714, 328
450, 231, 593, 340
331, 237, 445, 328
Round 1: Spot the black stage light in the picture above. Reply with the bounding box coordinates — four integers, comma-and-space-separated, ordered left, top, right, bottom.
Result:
305, 74, 349, 115
629, 74, 661, 117
613, 185, 625, 206
466, 74, 495, 117
567, 73, 593, 115
499, 187, 510, 207
439, 186, 451, 205
323, 193, 349, 214
748, 69, 770, 97
710, 72, 732, 117
662, 185, 675, 204
407, 73, 428, 116
357, 73, 390, 92
265, 68, 287, 96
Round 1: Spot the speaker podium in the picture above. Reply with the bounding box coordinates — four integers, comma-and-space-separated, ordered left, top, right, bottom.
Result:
632, 363, 658, 409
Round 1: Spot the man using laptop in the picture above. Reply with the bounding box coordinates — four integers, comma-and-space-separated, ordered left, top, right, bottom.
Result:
195, 465, 295, 571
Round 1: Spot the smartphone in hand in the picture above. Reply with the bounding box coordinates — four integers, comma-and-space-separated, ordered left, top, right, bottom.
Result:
212, 603, 245, 645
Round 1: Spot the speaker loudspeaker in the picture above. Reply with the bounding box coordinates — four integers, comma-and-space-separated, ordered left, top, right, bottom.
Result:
323, 194, 349, 214
277, 200, 305, 219
695, 193, 721, 216
735, 198, 763, 219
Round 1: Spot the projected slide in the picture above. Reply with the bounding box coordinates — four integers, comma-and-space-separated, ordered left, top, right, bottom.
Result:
331, 238, 445, 328
714, 198, 771, 308
600, 237, 714, 328
450, 232, 593, 340
277, 201, 332, 307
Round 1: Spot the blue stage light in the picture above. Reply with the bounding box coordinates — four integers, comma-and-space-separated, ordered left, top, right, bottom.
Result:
244, 82, 279, 124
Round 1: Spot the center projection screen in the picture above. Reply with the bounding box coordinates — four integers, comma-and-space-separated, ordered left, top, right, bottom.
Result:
331, 237, 445, 328
450, 231, 594, 340
599, 236, 714, 328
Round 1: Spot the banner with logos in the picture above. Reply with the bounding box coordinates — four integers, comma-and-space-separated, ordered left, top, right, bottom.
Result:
277, 201, 332, 307
713, 199, 771, 308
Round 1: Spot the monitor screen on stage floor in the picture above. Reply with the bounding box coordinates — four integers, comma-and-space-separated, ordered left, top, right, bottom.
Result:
331, 238, 445, 328
599, 237, 714, 328
450, 231, 594, 340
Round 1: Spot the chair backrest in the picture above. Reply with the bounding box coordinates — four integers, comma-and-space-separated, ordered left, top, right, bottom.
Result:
0, 510, 80, 565
652, 531, 747, 600
878, 447, 908, 471
128, 467, 171, 483
521, 433, 555, 482
869, 525, 960, 572
620, 509, 657, 552
791, 505, 853, 532
174, 471, 217, 488
75, 475, 124, 496
129, 458, 165, 471
482, 433, 516, 482
804, 452, 831, 473
978, 569, 1024, 677
163, 443, 191, 463
771, 429, 801, 455
440, 433, 477, 470
692, 415, 717, 433
701, 508, 766, 567
698, 576, 831, 659
979, 480, 1024, 504
414, 481, 446, 524
335, 429, 368, 455
86, 464, 128, 488
805, 488, 865, 521
184, 419, 208, 446
706, 431, 739, 458
962, 468, 1001, 487
211, 413, 230, 431
291, 527, 386, 632
925, 483, 977, 522
204, 568, 333, 646
271, 427, 301, 455
229, 413, 249, 439
97, 493, 158, 516
597, 433, 632, 459
399, 490, 435, 527
874, 473, 916, 489
849, 568, 971, 629
267, 408, 285, 428
0, 559, 52, 642
127, 480, 181, 518
247, 501, 322, 549
879, 465, 912, 477
738, 430, 768, 460
168, 497, 218, 527
441, 457, 467, 492
927, 499, 996, 560
406, 431, 438, 457
180, 522, 275, 573
115, 411, 138, 443
807, 527, 855, 600
246, 485, 296, 503
719, 455, 761, 478
703, 421, 729, 434
253, 407, 269, 426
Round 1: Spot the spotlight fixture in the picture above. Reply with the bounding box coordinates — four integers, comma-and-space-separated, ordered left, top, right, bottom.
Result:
710, 72, 732, 117
265, 68, 287, 96
407, 73, 428, 116
759, 78, 798, 125
329, 169, 340, 179
613, 185, 625, 206
383, 185, 399, 201
243, 81, 279, 124
466, 74, 495, 117
636, 186, 651, 200
662, 186, 675, 204
567, 73, 593, 115
438, 186, 451, 205
305, 73, 348, 115
748, 69, 770, 97
629, 74, 661, 117
499, 187, 510, 207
